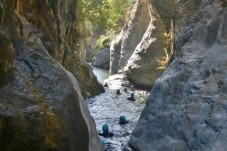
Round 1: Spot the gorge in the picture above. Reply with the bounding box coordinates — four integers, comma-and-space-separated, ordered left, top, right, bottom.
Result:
0, 0, 227, 151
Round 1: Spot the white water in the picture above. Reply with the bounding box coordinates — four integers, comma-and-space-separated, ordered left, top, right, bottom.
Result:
87, 67, 148, 151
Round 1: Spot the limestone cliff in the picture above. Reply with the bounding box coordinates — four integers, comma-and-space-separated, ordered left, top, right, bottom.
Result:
110, 0, 169, 90
0, 0, 103, 151
109, 0, 210, 90
130, 0, 227, 150
15, 0, 104, 99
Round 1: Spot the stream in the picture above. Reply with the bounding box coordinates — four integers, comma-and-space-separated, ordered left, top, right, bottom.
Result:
87, 67, 148, 151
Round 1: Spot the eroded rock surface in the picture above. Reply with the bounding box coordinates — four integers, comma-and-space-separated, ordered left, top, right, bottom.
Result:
130, 1, 227, 151
0, 0, 103, 151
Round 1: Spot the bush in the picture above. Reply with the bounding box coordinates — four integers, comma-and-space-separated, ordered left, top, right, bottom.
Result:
96, 35, 111, 50
79, 0, 132, 31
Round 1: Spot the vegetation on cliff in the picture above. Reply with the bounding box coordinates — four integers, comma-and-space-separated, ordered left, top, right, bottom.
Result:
79, 0, 132, 30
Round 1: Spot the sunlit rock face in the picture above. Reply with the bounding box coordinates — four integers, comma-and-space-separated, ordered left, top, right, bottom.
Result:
110, 0, 207, 90
0, 0, 103, 151
130, 0, 227, 151
110, 0, 151, 74
110, 0, 168, 90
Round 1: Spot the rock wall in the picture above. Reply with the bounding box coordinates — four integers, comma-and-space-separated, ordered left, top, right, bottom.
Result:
109, 0, 208, 90
130, 0, 227, 150
110, 0, 151, 74
0, 0, 103, 151
16, 0, 104, 99
110, 0, 170, 90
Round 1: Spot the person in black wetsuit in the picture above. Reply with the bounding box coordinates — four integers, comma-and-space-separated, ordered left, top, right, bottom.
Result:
127, 91, 136, 101
119, 115, 128, 125
99, 124, 114, 138
124, 87, 128, 93
116, 89, 121, 95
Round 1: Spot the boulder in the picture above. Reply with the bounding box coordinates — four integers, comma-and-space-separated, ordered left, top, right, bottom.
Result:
92, 47, 110, 69
0, 40, 103, 151
125, 2, 168, 90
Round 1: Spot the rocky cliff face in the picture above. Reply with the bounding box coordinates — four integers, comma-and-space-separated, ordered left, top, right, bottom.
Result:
130, 0, 227, 150
0, 0, 103, 151
109, 0, 210, 90
16, 0, 104, 99
110, 0, 169, 90
110, 0, 151, 74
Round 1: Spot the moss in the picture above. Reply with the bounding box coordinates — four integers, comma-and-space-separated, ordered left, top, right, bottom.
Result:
0, 0, 17, 26
0, 115, 31, 151
0, 33, 14, 88
36, 103, 62, 151
48, 0, 58, 10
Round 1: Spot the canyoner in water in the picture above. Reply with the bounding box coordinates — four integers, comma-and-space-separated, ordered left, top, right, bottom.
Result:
119, 115, 129, 125
127, 91, 136, 101
99, 124, 114, 138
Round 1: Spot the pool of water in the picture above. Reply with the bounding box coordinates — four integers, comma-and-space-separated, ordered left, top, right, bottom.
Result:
92, 66, 110, 83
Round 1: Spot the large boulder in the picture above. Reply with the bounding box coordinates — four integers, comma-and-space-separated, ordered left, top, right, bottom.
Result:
124, 2, 168, 90
0, 0, 103, 151
92, 47, 110, 69
0, 40, 103, 151
130, 0, 227, 150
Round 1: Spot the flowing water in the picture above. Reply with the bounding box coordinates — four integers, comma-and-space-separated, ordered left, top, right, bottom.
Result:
87, 67, 148, 151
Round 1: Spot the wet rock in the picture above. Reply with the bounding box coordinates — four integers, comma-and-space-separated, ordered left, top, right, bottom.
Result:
130, 1, 227, 151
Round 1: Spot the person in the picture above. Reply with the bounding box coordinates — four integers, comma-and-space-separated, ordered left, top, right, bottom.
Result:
119, 115, 128, 125
116, 89, 121, 94
127, 91, 136, 101
130, 86, 135, 91
99, 124, 114, 137
124, 87, 128, 93
104, 82, 108, 87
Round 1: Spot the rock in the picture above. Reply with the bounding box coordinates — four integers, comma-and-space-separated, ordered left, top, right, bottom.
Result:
16, 0, 104, 99
110, 0, 151, 74
0, 40, 103, 151
130, 1, 227, 151
92, 47, 110, 69
110, 0, 169, 90
124, 2, 168, 90
0, 33, 14, 88
0, 1, 103, 151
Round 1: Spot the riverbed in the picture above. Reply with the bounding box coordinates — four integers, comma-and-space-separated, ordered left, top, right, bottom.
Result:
87, 67, 148, 151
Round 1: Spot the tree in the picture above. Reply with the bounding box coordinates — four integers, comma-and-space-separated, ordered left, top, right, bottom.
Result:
79, 0, 132, 31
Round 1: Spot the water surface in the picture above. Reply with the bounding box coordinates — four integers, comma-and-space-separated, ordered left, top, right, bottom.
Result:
88, 67, 148, 151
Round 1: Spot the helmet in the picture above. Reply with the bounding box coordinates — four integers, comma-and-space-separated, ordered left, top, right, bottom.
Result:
102, 124, 109, 134
119, 116, 126, 123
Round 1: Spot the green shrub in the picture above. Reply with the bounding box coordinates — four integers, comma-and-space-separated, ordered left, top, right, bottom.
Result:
96, 35, 111, 50
79, 0, 132, 31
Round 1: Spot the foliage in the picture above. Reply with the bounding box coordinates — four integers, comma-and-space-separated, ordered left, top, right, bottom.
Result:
79, 0, 132, 30
96, 34, 112, 50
